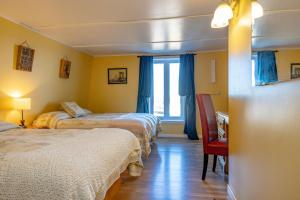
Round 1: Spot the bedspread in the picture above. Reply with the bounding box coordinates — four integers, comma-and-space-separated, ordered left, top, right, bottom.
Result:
34, 112, 161, 157
0, 128, 143, 200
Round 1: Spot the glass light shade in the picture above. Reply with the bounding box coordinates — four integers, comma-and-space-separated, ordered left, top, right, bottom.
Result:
13, 98, 31, 110
214, 3, 233, 21
252, 1, 264, 19
211, 17, 229, 28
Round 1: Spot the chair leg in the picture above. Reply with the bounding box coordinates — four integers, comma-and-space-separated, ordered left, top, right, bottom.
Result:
213, 155, 217, 172
202, 154, 209, 180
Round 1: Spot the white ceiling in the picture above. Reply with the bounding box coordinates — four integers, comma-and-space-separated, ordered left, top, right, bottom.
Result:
0, 0, 299, 55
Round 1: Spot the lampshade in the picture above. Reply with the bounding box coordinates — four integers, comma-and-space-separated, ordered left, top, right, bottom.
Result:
13, 98, 31, 110
211, 16, 229, 29
252, 0, 264, 19
213, 2, 233, 21
211, 0, 264, 29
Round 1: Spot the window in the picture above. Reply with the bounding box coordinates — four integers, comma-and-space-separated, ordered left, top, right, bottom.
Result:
251, 55, 257, 87
151, 57, 184, 121
251, 52, 278, 86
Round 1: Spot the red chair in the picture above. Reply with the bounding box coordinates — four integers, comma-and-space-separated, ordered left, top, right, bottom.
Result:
196, 94, 228, 180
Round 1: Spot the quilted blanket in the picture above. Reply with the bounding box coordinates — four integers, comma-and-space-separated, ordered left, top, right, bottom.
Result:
0, 128, 143, 200
33, 112, 161, 157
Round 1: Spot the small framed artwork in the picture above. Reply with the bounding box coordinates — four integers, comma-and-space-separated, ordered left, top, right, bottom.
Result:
16, 45, 35, 72
108, 68, 128, 84
291, 63, 300, 79
59, 59, 71, 79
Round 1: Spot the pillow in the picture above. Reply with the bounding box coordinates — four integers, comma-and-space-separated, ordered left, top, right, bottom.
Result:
0, 121, 19, 132
32, 111, 71, 128
83, 108, 92, 115
61, 102, 86, 118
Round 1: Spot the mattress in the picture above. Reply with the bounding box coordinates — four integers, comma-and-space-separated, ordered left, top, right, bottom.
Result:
0, 128, 143, 200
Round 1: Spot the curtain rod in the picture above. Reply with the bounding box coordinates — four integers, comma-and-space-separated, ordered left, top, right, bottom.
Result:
137, 53, 196, 58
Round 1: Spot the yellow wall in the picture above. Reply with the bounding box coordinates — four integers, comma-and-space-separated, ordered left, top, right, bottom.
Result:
229, 1, 300, 199
195, 52, 228, 113
276, 49, 300, 81
88, 52, 228, 136
228, 0, 253, 198
88, 56, 139, 113
0, 17, 93, 125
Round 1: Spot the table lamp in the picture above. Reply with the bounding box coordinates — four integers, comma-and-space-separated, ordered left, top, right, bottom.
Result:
13, 98, 31, 128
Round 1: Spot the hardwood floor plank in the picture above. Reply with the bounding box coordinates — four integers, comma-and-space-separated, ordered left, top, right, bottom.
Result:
113, 138, 228, 200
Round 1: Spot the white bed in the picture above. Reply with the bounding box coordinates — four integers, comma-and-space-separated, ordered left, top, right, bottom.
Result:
0, 123, 143, 200
33, 112, 161, 157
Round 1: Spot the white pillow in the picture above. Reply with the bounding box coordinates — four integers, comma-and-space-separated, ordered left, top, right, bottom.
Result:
32, 111, 71, 128
61, 102, 86, 118
0, 121, 19, 132
83, 108, 92, 115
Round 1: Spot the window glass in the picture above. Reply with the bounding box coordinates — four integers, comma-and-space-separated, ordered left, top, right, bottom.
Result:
169, 63, 181, 117
151, 58, 183, 120
252, 55, 257, 86
153, 63, 164, 116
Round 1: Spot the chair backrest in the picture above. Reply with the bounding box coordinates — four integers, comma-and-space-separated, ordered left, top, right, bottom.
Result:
196, 94, 218, 151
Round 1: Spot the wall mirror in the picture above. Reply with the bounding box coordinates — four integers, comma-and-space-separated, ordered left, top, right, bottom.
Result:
252, 0, 300, 86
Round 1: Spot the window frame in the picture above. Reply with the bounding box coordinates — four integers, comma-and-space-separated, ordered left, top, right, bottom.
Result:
150, 57, 184, 121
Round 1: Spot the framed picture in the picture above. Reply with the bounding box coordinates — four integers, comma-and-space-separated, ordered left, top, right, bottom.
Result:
108, 68, 127, 84
59, 59, 71, 79
16, 45, 35, 72
291, 63, 300, 79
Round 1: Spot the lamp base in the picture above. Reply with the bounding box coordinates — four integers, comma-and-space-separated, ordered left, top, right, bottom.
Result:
20, 119, 27, 128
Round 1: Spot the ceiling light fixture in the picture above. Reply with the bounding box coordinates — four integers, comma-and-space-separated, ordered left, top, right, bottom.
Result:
251, 0, 264, 19
214, 2, 234, 21
211, 0, 264, 28
211, 2, 233, 28
211, 16, 229, 29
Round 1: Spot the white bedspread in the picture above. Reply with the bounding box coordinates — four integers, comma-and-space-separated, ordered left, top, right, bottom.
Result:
33, 112, 161, 157
0, 128, 143, 200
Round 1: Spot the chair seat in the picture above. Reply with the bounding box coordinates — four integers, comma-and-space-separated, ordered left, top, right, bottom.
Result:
206, 138, 228, 156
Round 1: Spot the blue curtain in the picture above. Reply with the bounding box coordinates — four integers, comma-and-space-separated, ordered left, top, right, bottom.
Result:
136, 56, 153, 113
179, 54, 199, 140
255, 51, 278, 85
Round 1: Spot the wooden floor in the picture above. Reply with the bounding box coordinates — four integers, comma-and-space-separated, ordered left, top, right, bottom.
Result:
113, 138, 228, 200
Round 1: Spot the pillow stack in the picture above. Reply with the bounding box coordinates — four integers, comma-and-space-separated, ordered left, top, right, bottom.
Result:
32, 111, 71, 128
61, 102, 87, 118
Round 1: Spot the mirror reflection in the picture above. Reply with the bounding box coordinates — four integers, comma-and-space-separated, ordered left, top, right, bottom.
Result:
252, 0, 300, 86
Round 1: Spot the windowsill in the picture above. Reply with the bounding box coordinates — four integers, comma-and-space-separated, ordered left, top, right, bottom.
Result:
160, 120, 185, 124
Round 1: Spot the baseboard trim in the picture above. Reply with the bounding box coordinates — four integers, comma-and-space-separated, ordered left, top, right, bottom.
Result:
158, 133, 187, 138
227, 184, 237, 200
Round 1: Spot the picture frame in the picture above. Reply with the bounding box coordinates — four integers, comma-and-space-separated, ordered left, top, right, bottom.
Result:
59, 59, 71, 79
108, 68, 127, 84
291, 63, 300, 79
16, 45, 35, 72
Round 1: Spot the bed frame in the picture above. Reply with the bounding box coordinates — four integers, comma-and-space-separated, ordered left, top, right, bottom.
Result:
97, 172, 126, 200
103, 178, 121, 200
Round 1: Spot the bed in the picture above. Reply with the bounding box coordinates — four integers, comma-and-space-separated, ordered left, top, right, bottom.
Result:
33, 112, 161, 158
0, 122, 143, 200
